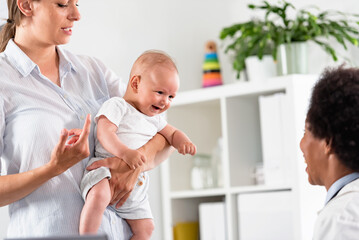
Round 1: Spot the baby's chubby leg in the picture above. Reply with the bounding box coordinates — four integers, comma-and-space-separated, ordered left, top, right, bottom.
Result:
79, 178, 112, 234
127, 218, 155, 240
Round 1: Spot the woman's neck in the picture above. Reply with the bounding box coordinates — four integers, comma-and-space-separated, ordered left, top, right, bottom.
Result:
14, 33, 61, 86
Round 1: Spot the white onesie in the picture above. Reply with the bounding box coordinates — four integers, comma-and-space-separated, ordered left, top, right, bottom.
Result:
80, 97, 167, 219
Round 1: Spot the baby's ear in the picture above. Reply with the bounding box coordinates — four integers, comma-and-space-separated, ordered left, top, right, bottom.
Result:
130, 75, 141, 93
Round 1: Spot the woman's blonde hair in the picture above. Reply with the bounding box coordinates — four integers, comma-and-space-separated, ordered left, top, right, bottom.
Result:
0, 0, 22, 52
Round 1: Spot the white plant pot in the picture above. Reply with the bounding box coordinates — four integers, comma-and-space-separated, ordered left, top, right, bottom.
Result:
276, 42, 308, 75
245, 55, 277, 82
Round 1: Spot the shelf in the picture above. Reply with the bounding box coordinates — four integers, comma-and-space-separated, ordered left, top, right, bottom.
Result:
229, 185, 292, 195
171, 196, 225, 224
161, 74, 325, 240
173, 74, 316, 106
169, 185, 291, 199
167, 99, 222, 191
170, 188, 227, 199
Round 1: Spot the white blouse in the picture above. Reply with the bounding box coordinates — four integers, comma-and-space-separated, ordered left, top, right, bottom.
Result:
0, 39, 130, 239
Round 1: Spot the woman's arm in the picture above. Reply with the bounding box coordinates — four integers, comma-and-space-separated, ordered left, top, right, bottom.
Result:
97, 116, 146, 169
0, 164, 58, 207
0, 115, 91, 207
87, 133, 174, 208
137, 133, 174, 171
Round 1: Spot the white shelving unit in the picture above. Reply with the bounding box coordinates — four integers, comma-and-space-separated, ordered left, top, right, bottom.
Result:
160, 75, 326, 240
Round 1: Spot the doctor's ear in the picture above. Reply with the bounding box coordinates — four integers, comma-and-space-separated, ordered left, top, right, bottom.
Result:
324, 138, 333, 155
17, 0, 33, 17
130, 75, 141, 93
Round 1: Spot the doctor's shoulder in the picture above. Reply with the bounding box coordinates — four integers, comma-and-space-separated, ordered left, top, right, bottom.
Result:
321, 180, 359, 226
313, 188, 359, 240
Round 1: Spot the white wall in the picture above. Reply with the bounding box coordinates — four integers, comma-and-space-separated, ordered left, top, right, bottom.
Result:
65, 0, 241, 90
0, 0, 358, 239
66, 0, 359, 91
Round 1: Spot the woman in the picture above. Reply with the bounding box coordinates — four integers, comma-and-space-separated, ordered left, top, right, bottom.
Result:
0, 0, 171, 238
300, 66, 359, 239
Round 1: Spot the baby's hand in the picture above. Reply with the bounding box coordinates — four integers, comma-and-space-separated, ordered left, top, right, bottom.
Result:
122, 149, 147, 170
178, 142, 197, 156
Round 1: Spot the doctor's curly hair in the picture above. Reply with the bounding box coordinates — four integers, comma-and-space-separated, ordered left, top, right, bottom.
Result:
306, 65, 359, 171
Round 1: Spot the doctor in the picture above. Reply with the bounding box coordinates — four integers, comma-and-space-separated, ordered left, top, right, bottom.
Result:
300, 66, 359, 239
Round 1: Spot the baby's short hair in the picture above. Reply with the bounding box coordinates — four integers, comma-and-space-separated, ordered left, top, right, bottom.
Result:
130, 50, 178, 78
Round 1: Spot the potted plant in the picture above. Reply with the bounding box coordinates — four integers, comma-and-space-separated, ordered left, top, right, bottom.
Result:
220, 0, 359, 78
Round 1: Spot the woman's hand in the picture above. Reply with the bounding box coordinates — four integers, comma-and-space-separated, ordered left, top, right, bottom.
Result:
86, 133, 172, 208
0, 115, 92, 206
48, 114, 91, 176
86, 157, 140, 208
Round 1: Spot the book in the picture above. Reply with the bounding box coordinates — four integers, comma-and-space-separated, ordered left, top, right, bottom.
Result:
258, 93, 288, 186
199, 202, 226, 240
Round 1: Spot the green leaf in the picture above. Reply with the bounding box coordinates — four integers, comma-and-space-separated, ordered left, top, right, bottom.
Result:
314, 40, 338, 61
218, 0, 359, 77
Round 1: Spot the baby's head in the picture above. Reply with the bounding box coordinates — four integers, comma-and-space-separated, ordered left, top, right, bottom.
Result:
125, 50, 180, 117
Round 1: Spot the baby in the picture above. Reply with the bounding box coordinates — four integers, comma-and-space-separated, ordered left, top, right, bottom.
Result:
79, 50, 196, 239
